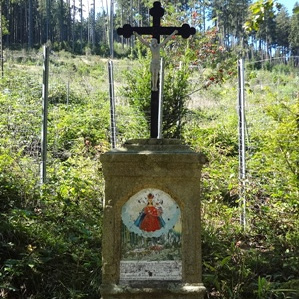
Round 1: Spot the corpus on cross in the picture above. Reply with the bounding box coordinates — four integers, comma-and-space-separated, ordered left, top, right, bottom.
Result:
133, 30, 178, 92
117, 1, 196, 138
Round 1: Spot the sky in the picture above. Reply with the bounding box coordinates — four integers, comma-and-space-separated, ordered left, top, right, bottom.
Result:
278, 0, 298, 14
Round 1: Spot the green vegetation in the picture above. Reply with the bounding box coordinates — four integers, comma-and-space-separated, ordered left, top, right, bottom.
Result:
185, 70, 299, 297
0, 33, 298, 299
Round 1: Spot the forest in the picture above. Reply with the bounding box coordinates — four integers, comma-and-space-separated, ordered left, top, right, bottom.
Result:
0, 0, 299, 298
0, 0, 299, 58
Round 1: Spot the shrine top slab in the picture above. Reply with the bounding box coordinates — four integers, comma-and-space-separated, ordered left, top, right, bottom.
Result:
104, 139, 207, 159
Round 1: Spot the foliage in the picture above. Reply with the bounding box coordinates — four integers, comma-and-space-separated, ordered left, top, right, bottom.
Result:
0, 48, 299, 299
201, 199, 299, 298
0, 54, 109, 298
289, 3, 299, 57
243, 0, 278, 33
183, 65, 299, 298
121, 40, 192, 138
189, 27, 238, 85
275, 6, 291, 54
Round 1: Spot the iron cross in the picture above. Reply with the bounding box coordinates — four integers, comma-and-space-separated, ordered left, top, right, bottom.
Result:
117, 1, 196, 138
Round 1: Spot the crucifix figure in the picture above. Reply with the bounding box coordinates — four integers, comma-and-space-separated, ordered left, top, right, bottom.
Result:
117, 1, 196, 138
133, 30, 178, 91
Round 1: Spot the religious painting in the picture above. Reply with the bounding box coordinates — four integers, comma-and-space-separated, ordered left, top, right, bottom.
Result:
120, 188, 182, 282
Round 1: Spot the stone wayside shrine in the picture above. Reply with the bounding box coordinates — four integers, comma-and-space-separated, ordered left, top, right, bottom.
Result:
100, 2, 206, 298
100, 139, 207, 299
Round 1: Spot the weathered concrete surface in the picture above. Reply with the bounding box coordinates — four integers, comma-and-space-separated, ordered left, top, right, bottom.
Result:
100, 139, 207, 299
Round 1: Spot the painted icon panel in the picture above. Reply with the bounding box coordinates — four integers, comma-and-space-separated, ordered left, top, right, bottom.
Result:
120, 188, 182, 282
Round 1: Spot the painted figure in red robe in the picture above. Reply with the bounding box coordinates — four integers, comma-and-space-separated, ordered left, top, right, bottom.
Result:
134, 193, 165, 232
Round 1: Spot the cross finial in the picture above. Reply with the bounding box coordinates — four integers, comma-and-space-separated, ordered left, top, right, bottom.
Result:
150, 2, 164, 22
150, 2, 165, 42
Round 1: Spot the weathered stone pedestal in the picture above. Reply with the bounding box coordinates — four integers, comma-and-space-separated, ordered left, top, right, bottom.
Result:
100, 139, 207, 299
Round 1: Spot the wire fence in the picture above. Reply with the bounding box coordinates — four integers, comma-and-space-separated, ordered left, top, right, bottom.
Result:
1, 51, 298, 210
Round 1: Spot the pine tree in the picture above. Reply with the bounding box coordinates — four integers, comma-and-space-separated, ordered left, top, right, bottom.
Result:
289, 2, 299, 62
275, 6, 290, 56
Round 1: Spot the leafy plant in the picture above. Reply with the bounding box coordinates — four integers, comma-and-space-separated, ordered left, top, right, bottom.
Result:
121, 42, 192, 138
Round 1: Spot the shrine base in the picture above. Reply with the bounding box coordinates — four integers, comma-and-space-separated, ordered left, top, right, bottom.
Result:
100, 283, 206, 299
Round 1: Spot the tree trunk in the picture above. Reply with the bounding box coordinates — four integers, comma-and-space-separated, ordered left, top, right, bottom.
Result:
28, 0, 33, 47
67, 0, 71, 43
92, 0, 95, 51
46, 0, 50, 41
0, 2, 3, 77
60, 0, 64, 42
80, 0, 83, 53
72, 0, 75, 51
110, 0, 114, 58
